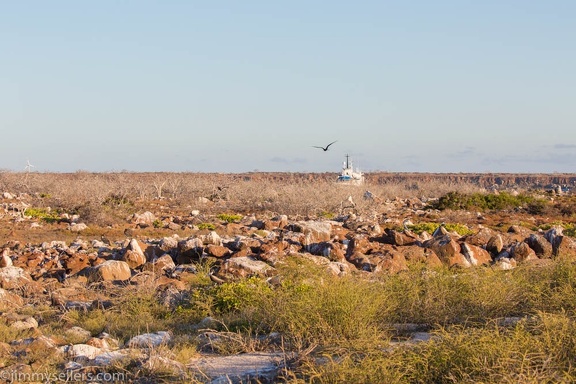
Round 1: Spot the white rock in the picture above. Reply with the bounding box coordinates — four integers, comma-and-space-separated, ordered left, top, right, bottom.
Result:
127, 331, 172, 348
0, 249, 13, 267
69, 223, 88, 232
11, 317, 38, 331
60, 344, 102, 359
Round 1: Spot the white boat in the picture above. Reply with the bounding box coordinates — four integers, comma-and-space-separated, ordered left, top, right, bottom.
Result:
337, 154, 364, 185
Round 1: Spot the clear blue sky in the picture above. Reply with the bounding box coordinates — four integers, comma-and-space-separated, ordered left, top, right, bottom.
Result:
1, 1, 575, 173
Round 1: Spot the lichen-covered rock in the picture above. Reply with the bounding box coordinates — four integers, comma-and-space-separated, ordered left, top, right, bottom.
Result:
177, 237, 204, 263
69, 223, 88, 232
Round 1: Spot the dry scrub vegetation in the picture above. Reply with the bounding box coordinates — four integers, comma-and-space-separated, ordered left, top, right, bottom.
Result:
0, 171, 486, 223
3, 171, 576, 382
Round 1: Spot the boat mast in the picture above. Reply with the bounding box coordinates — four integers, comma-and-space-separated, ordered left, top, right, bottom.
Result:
345, 154, 350, 169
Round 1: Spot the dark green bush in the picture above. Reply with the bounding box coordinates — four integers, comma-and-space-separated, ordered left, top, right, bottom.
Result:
429, 191, 543, 212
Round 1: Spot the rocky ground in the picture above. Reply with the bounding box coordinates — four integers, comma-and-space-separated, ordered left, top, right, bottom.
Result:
1, 176, 576, 382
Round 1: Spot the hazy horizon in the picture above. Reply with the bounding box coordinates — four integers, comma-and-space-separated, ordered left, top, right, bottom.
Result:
2, 1, 575, 174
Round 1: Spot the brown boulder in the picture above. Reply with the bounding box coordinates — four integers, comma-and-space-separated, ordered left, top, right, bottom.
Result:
142, 255, 176, 275
88, 260, 132, 282
0, 249, 13, 267
206, 245, 231, 258
486, 235, 504, 255
526, 234, 553, 258
425, 235, 468, 267
386, 229, 418, 246
122, 250, 147, 269
346, 236, 378, 258
510, 242, 538, 262
62, 254, 91, 275
177, 238, 204, 263
373, 251, 408, 274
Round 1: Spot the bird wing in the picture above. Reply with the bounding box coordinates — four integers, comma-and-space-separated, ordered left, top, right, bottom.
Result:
326, 140, 337, 148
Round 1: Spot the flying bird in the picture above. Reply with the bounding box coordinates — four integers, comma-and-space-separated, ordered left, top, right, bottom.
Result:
312, 140, 337, 151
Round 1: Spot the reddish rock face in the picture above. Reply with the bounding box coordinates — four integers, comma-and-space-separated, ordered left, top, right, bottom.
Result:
424, 235, 466, 267
399, 245, 442, 268
206, 245, 231, 258
383, 229, 418, 246
374, 250, 408, 274
460, 242, 492, 266
62, 254, 91, 276
466, 228, 497, 247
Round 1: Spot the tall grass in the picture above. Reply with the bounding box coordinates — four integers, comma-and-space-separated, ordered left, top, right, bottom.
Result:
296, 312, 576, 383
198, 260, 576, 382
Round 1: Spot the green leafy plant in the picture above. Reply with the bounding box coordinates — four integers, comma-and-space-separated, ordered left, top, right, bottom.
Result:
216, 213, 243, 223
319, 210, 336, 219
408, 222, 474, 236
197, 222, 216, 230
429, 191, 542, 212
24, 207, 60, 223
